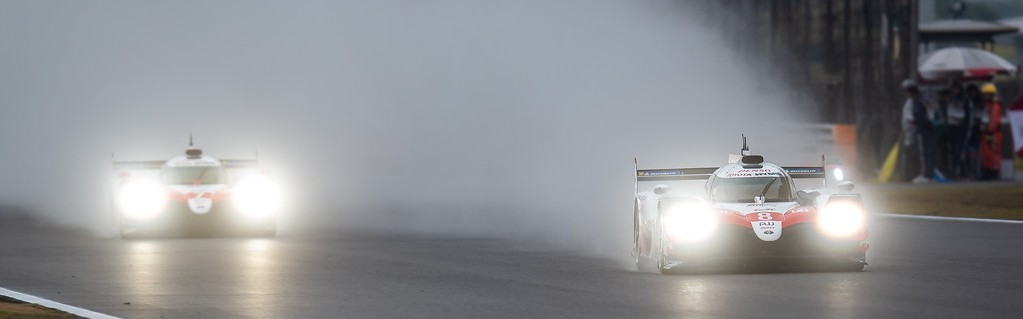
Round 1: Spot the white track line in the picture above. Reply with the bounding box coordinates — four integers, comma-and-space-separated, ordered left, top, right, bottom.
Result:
880, 213, 1023, 224
0, 287, 120, 319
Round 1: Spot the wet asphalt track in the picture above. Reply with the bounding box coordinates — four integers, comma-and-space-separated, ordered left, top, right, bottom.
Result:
1, 214, 1022, 319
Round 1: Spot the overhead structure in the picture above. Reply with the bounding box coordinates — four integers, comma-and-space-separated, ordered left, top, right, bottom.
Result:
920, 19, 1019, 51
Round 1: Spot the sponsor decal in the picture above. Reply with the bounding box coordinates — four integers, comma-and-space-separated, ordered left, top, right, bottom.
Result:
750, 219, 783, 241
176, 159, 219, 166
639, 170, 682, 176
786, 168, 823, 174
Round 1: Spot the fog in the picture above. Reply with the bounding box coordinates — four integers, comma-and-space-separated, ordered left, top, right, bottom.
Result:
0, 1, 820, 259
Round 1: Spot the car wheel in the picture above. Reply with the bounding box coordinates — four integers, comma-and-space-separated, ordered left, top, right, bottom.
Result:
120, 230, 143, 239
634, 200, 652, 271
635, 255, 653, 272
657, 260, 673, 275
834, 262, 865, 272
656, 227, 675, 275
252, 227, 277, 238
119, 225, 135, 239
657, 250, 682, 275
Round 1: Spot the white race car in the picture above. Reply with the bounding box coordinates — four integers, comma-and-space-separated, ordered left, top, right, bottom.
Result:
633, 138, 868, 274
112, 139, 282, 238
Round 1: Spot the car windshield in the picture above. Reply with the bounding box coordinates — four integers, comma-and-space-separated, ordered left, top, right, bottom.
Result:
161, 166, 228, 185
710, 176, 791, 203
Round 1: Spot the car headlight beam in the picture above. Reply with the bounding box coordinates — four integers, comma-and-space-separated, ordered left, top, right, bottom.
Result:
818, 201, 864, 237
661, 202, 717, 243
234, 176, 282, 218
118, 179, 165, 220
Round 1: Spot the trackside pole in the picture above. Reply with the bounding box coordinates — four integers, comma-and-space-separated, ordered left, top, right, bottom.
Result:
821, 154, 827, 189
741, 134, 749, 156
633, 157, 639, 195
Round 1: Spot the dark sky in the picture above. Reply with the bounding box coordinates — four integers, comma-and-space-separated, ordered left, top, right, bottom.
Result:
0, 1, 816, 257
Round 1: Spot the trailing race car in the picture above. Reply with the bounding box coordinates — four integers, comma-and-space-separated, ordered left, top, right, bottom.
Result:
632, 137, 868, 274
112, 138, 282, 238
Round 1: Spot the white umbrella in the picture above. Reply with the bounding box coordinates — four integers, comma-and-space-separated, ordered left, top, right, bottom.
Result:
918, 47, 1017, 80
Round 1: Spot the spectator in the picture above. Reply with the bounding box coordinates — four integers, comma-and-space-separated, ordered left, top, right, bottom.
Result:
934, 88, 951, 178
964, 84, 983, 179
979, 83, 1003, 180
901, 80, 919, 181
901, 79, 935, 183
945, 79, 971, 179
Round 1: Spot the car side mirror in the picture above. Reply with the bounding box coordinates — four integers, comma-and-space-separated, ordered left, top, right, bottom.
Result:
653, 185, 672, 195
836, 181, 855, 192
796, 190, 820, 205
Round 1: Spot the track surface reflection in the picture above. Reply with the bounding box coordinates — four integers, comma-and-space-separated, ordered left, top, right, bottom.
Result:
1, 216, 1022, 318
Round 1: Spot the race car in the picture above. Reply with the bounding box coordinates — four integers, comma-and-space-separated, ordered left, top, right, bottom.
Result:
632, 138, 868, 274
112, 139, 282, 238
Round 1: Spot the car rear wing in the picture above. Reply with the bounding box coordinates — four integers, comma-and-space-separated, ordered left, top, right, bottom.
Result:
636, 167, 719, 182
221, 159, 259, 168
632, 157, 712, 193
111, 159, 259, 170
112, 160, 165, 170
635, 165, 825, 181
633, 157, 829, 193
782, 167, 825, 179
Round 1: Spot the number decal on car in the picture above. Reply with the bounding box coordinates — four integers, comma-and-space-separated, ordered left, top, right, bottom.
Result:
746, 212, 784, 222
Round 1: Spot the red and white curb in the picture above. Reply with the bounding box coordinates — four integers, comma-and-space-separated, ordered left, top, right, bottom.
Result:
881, 213, 1023, 224
0, 287, 119, 319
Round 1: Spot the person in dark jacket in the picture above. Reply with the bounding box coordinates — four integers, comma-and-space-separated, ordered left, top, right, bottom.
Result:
964, 84, 983, 179
903, 80, 936, 183
935, 88, 951, 177
945, 79, 971, 179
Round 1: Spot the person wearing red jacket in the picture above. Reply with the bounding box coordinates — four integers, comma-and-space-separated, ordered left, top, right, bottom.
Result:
979, 83, 1003, 180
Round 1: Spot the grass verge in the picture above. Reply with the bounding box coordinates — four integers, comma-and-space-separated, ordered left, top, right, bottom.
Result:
862, 182, 1023, 220
0, 295, 82, 319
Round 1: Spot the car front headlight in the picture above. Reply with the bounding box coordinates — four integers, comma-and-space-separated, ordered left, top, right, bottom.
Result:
818, 201, 864, 237
118, 179, 165, 220
661, 202, 717, 243
234, 176, 282, 218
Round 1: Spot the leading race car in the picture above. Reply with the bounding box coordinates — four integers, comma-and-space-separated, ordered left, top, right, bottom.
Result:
112, 138, 282, 238
633, 138, 868, 274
